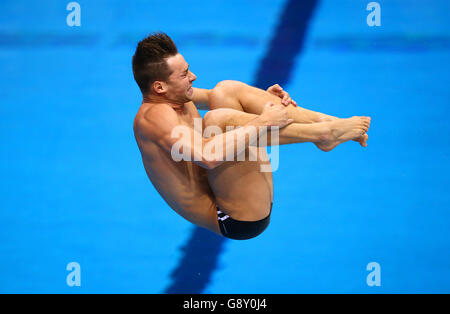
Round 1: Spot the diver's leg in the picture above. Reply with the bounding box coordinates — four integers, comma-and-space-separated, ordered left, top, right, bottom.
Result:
203, 108, 370, 152
208, 80, 370, 146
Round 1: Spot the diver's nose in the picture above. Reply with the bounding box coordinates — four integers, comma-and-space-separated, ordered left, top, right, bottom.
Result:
190, 71, 197, 82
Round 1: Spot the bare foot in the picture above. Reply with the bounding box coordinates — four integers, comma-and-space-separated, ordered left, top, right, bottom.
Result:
315, 116, 371, 152
354, 133, 369, 147
321, 116, 369, 147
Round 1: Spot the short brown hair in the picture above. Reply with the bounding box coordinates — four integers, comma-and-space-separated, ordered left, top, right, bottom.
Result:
132, 32, 178, 94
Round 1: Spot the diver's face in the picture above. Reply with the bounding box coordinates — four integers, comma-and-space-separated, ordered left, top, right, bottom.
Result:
165, 53, 197, 103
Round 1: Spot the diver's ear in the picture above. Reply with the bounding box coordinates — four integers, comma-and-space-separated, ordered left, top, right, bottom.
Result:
152, 81, 168, 95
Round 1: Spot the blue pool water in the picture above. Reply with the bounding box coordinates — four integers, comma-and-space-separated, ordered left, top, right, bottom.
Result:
0, 0, 449, 293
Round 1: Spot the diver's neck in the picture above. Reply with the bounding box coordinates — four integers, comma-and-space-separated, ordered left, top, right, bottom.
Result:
142, 94, 185, 111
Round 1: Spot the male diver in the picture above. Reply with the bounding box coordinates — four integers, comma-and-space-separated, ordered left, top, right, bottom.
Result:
132, 33, 371, 240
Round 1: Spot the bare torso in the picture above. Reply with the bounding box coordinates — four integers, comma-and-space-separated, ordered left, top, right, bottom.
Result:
134, 101, 274, 234
134, 101, 221, 233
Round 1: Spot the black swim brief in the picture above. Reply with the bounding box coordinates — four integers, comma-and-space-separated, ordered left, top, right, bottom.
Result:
216, 203, 273, 240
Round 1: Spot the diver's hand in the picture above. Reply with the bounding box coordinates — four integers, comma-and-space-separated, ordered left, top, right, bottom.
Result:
267, 84, 297, 107
258, 102, 294, 128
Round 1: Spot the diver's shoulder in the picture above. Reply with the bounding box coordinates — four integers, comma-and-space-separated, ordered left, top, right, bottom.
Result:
136, 102, 174, 124
135, 102, 179, 136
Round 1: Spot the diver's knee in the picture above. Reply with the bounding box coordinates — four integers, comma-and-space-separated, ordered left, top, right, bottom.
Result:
203, 108, 235, 130
209, 80, 246, 110
203, 109, 224, 127
211, 80, 246, 97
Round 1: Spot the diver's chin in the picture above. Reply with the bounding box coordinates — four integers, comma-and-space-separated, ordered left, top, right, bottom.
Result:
184, 88, 194, 102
